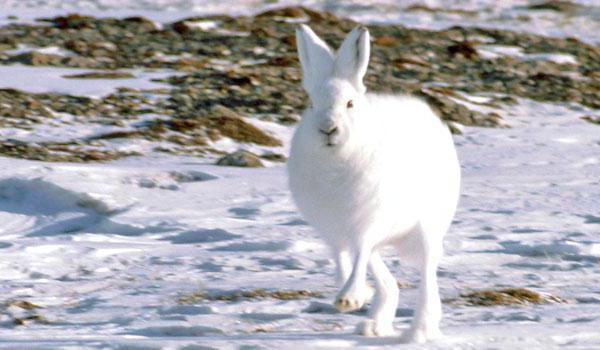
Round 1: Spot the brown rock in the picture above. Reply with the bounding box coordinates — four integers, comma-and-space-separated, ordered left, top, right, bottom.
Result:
172, 21, 191, 35
10, 52, 63, 66
447, 41, 479, 60
123, 16, 158, 31
256, 7, 307, 19
216, 150, 264, 167
52, 14, 94, 29
374, 36, 397, 47
393, 55, 431, 68
580, 115, 600, 125
64, 40, 88, 54
64, 56, 104, 68
212, 116, 282, 146
527, 1, 581, 12
260, 152, 287, 162
62, 71, 134, 79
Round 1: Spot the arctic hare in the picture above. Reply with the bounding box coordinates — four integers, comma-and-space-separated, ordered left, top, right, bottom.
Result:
287, 25, 460, 343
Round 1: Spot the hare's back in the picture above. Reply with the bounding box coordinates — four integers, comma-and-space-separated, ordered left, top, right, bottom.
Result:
365, 94, 454, 158
365, 94, 460, 217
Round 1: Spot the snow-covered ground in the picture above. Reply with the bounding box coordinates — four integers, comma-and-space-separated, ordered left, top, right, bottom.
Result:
0, 1, 599, 349
0, 93, 598, 349
0, 65, 175, 98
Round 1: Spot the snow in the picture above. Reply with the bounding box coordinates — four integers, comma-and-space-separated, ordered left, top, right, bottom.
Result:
182, 20, 221, 31
475, 45, 579, 65
0, 1, 599, 349
0, 65, 175, 98
5, 44, 76, 57
0, 95, 598, 349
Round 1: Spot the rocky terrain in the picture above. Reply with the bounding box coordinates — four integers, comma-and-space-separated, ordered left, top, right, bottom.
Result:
0, 6, 598, 163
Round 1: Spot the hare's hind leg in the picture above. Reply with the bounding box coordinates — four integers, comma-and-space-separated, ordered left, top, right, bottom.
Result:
400, 227, 444, 343
355, 251, 398, 336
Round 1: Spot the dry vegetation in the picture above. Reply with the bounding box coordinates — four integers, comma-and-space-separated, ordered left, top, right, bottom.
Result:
450, 288, 568, 306
178, 288, 324, 304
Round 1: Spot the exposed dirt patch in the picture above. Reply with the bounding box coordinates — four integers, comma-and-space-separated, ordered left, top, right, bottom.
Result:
580, 115, 600, 125
0, 140, 137, 162
178, 288, 324, 304
213, 117, 281, 147
2, 299, 49, 326
449, 288, 567, 306
63, 71, 135, 79
526, 1, 582, 13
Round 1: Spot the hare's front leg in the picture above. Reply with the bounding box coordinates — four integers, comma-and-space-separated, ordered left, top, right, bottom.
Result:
356, 251, 398, 336
400, 233, 443, 343
334, 245, 372, 312
335, 248, 376, 307
334, 249, 352, 288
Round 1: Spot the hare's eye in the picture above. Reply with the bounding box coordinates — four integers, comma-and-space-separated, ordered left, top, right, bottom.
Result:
346, 100, 354, 108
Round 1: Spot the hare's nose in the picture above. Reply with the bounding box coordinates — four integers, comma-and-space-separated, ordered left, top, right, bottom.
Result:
319, 125, 338, 136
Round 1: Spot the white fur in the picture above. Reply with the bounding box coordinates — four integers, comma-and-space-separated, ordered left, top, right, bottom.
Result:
288, 25, 461, 343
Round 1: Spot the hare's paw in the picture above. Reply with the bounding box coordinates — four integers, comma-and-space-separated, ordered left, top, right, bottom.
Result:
334, 295, 364, 313
399, 326, 442, 344
334, 288, 367, 312
355, 319, 395, 337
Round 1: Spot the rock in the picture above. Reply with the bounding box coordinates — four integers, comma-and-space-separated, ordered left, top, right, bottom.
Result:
65, 40, 119, 58
62, 71, 135, 79
210, 104, 238, 119
277, 114, 301, 125
374, 36, 397, 47
267, 56, 296, 67
260, 152, 287, 162
212, 116, 282, 146
447, 41, 479, 60
393, 55, 431, 68
64, 56, 105, 68
580, 115, 600, 125
64, 40, 88, 54
88, 130, 141, 140
0, 43, 13, 52
256, 7, 307, 19
583, 71, 600, 80
526, 1, 582, 12
216, 150, 264, 168
171, 21, 192, 35
9, 51, 63, 66
123, 16, 159, 31
51, 14, 95, 29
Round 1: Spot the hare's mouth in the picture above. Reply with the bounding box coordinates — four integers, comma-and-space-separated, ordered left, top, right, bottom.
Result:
324, 137, 341, 148
319, 126, 339, 147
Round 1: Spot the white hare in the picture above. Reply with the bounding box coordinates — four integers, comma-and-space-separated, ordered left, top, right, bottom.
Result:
287, 25, 461, 343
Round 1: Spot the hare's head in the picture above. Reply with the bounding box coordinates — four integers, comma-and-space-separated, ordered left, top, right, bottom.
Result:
296, 25, 370, 147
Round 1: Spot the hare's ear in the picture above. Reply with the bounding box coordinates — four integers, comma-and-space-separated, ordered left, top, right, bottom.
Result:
334, 26, 370, 93
296, 24, 334, 96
